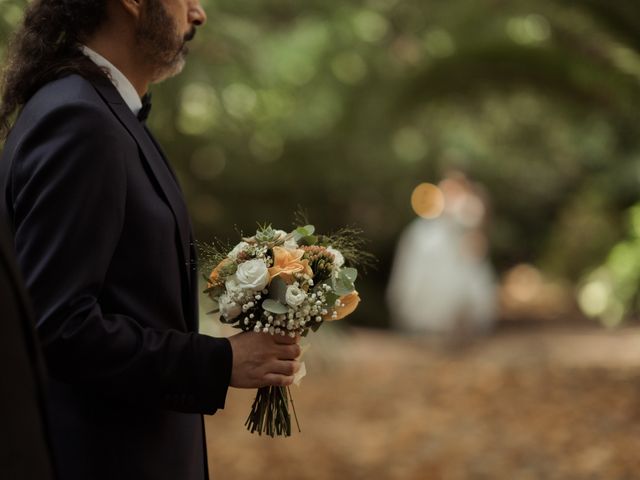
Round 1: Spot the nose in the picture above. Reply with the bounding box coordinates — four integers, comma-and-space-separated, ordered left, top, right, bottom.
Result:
189, 2, 207, 26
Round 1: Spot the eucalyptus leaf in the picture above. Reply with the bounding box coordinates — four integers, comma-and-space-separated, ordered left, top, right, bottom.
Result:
293, 224, 316, 241
298, 235, 318, 246
262, 299, 289, 314
341, 267, 358, 283
324, 291, 340, 306
332, 276, 355, 296
334, 284, 353, 296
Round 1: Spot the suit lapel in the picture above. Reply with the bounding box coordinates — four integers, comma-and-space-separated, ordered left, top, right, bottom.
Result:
145, 127, 200, 328
90, 78, 194, 315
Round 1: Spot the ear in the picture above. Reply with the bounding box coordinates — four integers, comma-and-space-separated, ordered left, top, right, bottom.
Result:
119, 0, 143, 20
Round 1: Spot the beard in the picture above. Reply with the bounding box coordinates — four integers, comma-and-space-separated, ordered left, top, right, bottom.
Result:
135, 0, 196, 83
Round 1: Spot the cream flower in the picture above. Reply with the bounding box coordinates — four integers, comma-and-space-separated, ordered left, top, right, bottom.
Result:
228, 241, 249, 260
268, 246, 313, 283
285, 285, 307, 307
219, 294, 241, 320
225, 277, 246, 301
235, 259, 270, 291
208, 258, 234, 286
324, 291, 360, 321
273, 229, 288, 241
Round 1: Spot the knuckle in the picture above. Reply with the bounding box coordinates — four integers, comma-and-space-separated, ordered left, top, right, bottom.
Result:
261, 374, 274, 387
285, 362, 296, 376
290, 344, 301, 358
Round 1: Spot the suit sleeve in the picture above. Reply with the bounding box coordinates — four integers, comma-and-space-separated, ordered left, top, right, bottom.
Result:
10, 101, 232, 414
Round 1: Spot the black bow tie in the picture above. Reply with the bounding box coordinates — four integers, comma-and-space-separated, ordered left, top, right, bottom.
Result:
138, 93, 152, 122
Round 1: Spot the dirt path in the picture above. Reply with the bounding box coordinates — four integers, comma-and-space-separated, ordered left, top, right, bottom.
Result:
205, 325, 640, 480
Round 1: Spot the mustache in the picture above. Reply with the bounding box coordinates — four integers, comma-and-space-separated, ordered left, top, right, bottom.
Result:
184, 27, 196, 42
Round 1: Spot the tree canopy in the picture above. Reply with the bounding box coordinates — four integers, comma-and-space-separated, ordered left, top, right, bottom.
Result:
2, 0, 640, 326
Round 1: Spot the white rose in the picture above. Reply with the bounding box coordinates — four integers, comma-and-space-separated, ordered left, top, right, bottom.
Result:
235, 259, 270, 292
285, 285, 307, 307
228, 241, 249, 260
218, 294, 241, 320
327, 247, 345, 267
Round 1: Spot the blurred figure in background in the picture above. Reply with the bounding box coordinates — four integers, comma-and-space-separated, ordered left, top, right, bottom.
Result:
387, 171, 497, 339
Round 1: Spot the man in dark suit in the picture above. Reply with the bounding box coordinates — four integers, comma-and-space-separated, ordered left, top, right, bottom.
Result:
0, 0, 301, 479
0, 214, 55, 480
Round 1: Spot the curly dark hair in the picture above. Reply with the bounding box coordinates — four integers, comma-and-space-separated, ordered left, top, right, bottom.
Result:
0, 0, 110, 139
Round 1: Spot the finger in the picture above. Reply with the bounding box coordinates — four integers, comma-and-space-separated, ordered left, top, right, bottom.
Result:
267, 360, 300, 376
277, 343, 301, 360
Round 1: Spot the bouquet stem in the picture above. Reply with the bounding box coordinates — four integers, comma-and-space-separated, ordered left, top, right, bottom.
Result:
245, 386, 302, 437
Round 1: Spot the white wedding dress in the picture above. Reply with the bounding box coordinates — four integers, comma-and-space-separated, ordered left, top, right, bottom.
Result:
386, 216, 497, 336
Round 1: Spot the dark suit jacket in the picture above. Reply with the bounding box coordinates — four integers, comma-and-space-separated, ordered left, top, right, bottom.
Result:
0, 74, 232, 480
0, 214, 55, 479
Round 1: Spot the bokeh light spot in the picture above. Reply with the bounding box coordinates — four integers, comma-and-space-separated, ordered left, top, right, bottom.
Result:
331, 52, 368, 85
612, 46, 640, 79
503, 264, 543, 303
411, 183, 445, 219
424, 28, 456, 57
506, 14, 551, 45
353, 10, 389, 43
222, 83, 257, 119
578, 280, 610, 317
177, 83, 221, 136
2, 3, 23, 25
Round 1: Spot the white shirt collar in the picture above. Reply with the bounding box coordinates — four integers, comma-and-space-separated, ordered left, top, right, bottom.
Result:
81, 45, 143, 116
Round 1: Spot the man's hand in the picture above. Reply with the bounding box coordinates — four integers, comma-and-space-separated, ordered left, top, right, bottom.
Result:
228, 332, 301, 388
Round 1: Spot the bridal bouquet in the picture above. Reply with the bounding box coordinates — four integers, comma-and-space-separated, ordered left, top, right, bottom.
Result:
203, 221, 372, 437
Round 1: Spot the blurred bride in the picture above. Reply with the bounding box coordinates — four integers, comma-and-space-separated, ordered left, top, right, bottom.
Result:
386, 172, 497, 337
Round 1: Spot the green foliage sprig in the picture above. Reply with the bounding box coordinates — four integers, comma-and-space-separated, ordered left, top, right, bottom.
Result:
196, 239, 233, 274
324, 226, 377, 273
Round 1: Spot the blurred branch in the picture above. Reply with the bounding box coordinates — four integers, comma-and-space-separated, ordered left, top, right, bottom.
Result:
398, 44, 640, 120
567, 0, 640, 53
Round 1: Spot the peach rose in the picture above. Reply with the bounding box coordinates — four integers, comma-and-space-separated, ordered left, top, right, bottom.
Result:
324, 291, 360, 321
208, 258, 233, 287
268, 246, 313, 283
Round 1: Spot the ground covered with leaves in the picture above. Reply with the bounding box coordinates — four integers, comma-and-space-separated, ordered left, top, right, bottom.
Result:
205, 325, 640, 480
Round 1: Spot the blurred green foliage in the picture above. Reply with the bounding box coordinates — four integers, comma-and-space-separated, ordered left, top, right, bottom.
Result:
2, 0, 640, 326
